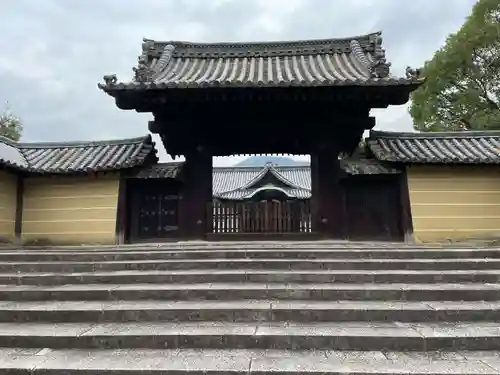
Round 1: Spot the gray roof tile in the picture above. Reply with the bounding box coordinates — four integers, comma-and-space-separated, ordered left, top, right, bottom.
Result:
368, 130, 500, 164
340, 157, 400, 175
0, 135, 157, 174
99, 32, 422, 92
213, 165, 311, 200
134, 162, 183, 179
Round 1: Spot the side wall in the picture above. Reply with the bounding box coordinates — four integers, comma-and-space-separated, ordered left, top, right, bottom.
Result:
21, 174, 120, 245
407, 165, 500, 242
0, 170, 18, 242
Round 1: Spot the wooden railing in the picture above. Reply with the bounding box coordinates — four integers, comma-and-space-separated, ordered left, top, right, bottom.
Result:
209, 200, 312, 234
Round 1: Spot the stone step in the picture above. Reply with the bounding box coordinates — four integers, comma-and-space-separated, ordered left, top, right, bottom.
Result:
1, 258, 500, 273
1, 321, 500, 351
0, 300, 498, 323
3, 269, 500, 285
0, 248, 497, 261
2, 348, 499, 375
1, 282, 500, 301
0, 241, 434, 252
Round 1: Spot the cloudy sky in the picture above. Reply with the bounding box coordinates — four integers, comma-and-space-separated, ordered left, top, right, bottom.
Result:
1, 0, 476, 166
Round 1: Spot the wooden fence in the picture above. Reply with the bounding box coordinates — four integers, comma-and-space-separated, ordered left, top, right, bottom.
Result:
209, 200, 312, 234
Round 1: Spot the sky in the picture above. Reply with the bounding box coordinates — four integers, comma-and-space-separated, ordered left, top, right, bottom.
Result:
0, 0, 476, 166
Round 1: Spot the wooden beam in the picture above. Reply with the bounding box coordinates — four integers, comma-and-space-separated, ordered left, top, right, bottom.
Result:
14, 174, 24, 245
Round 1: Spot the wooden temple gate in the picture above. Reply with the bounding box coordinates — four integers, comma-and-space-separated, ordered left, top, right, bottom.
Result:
210, 201, 312, 234
100, 32, 421, 242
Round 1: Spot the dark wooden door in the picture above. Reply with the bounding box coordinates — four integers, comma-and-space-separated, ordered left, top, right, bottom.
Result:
136, 193, 179, 239
129, 181, 180, 242
343, 176, 403, 241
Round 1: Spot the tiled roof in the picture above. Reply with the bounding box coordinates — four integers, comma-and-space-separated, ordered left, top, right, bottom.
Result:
368, 130, 500, 164
134, 162, 183, 179
98, 32, 422, 92
340, 157, 400, 175
213, 159, 400, 200
214, 165, 311, 200
0, 135, 157, 174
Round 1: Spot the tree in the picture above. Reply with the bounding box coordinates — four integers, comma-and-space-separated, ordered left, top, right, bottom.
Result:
409, 0, 500, 131
0, 103, 23, 141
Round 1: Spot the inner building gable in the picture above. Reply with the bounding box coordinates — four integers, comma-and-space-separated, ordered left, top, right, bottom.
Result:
212, 164, 311, 201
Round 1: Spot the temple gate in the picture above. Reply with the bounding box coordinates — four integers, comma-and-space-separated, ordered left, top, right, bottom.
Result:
99, 32, 422, 241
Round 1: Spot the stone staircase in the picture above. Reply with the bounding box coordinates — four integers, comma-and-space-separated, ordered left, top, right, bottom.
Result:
1, 242, 500, 374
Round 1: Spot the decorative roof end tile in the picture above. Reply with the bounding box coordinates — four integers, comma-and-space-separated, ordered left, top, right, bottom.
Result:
97, 74, 118, 90
133, 38, 156, 83
369, 34, 391, 78
405, 66, 423, 79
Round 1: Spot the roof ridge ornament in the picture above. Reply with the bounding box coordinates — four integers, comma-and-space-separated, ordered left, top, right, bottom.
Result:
102, 74, 117, 86
151, 44, 176, 80
368, 34, 391, 78
349, 40, 371, 71
97, 74, 118, 90
133, 38, 156, 83
405, 66, 423, 79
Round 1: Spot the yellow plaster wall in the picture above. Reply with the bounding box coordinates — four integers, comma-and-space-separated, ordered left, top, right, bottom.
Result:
22, 174, 120, 245
0, 171, 18, 242
407, 165, 500, 242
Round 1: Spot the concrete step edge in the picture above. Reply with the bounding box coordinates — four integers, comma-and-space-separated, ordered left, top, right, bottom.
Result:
0, 248, 494, 255
1, 258, 500, 265
1, 282, 500, 302
1, 282, 499, 292
0, 299, 498, 311
0, 348, 498, 374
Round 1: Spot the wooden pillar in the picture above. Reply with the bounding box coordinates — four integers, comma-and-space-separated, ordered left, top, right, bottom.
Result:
179, 148, 212, 239
14, 174, 24, 245
399, 169, 414, 242
310, 149, 346, 239
114, 172, 128, 245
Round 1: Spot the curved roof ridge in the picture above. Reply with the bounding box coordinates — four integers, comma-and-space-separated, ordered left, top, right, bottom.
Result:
267, 165, 308, 190
148, 31, 382, 49
213, 166, 264, 171
16, 134, 152, 149
220, 165, 271, 194
0, 135, 19, 146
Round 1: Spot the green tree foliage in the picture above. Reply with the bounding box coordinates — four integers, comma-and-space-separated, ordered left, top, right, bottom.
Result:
0, 103, 23, 141
410, 0, 500, 131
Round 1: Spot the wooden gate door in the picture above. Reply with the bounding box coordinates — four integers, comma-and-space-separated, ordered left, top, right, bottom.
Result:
264, 201, 279, 232
344, 176, 403, 241
211, 200, 311, 234
129, 182, 180, 242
